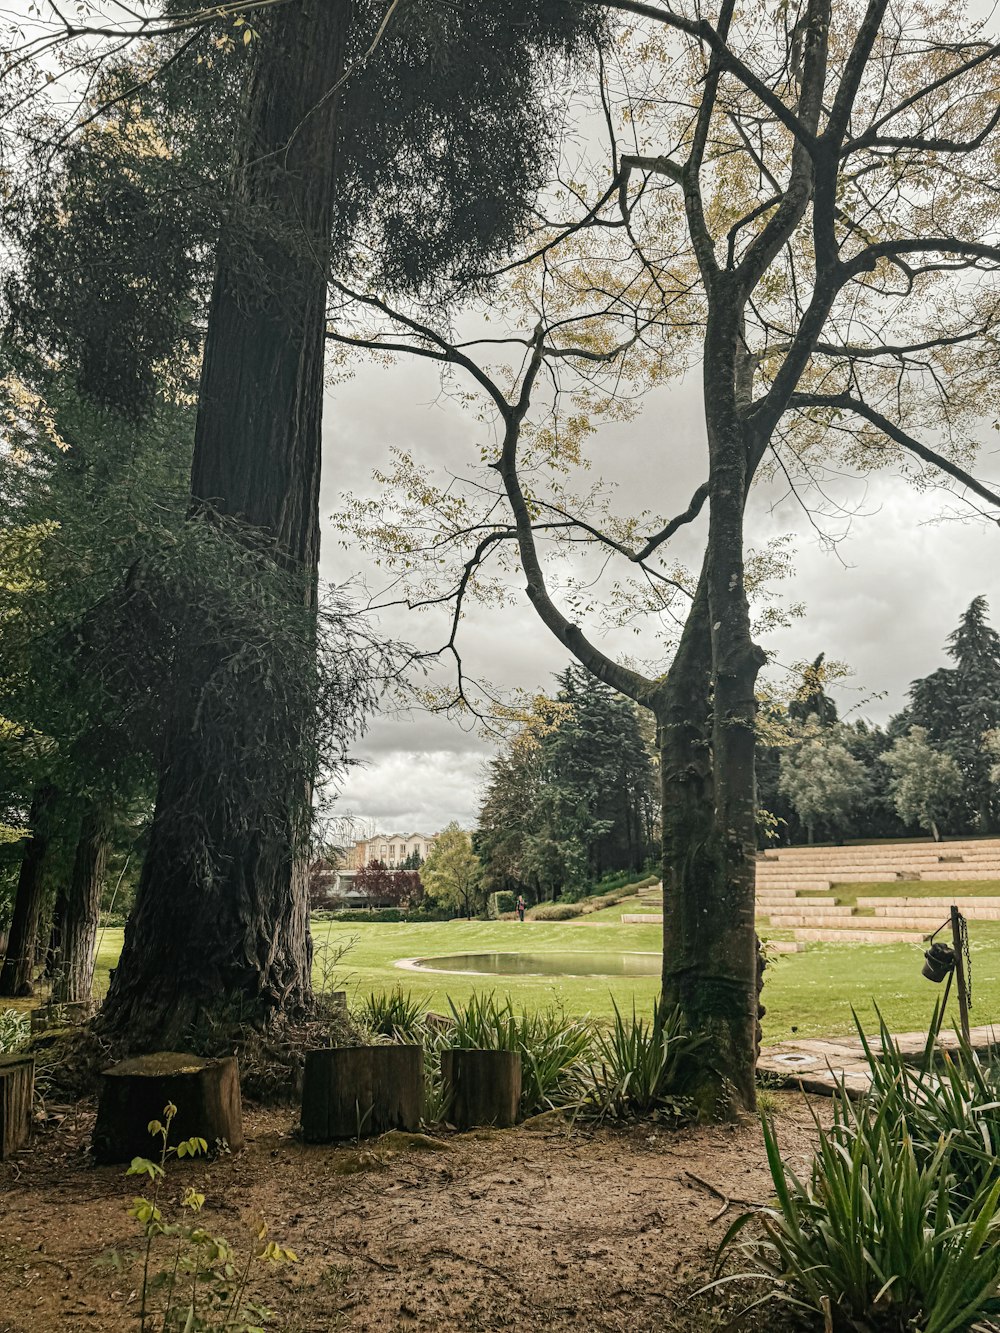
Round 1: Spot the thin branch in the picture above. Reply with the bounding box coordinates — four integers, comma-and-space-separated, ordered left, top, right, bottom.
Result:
789, 393, 1000, 513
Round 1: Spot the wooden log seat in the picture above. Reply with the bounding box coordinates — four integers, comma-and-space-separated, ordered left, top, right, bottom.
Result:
92, 1052, 243, 1164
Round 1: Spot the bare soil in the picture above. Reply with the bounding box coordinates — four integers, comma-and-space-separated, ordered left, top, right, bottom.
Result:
0, 1094, 821, 1333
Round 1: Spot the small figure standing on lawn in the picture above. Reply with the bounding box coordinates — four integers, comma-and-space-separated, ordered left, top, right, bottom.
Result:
516, 895, 526, 923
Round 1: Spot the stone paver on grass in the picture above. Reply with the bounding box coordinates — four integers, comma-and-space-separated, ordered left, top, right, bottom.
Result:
758, 1023, 1000, 1096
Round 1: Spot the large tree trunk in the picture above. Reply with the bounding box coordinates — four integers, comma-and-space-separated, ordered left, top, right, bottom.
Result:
52, 806, 109, 1005
0, 786, 57, 998
657, 577, 740, 1117
100, 0, 351, 1047
699, 292, 766, 1116
657, 290, 766, 1118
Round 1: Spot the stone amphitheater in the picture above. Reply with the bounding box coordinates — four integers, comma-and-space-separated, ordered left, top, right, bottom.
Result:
756, 838, 1000, 944
624, 838, 1000, 945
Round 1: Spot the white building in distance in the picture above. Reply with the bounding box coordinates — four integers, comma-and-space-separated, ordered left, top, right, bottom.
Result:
345, 831, 439, 871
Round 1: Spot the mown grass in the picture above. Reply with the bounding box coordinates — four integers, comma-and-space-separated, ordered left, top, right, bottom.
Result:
90, 911, 1000, 1045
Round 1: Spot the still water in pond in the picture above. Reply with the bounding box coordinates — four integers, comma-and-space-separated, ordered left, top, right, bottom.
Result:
406, 951, 659, 977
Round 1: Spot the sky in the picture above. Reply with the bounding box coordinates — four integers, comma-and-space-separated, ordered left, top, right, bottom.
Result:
319, 353, 1000, 834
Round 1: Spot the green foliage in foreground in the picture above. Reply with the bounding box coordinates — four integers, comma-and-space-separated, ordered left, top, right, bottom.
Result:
718, 1007, 1000, 1331
354, 988, 705, 1123
586, 1000, 707, 1121
118, 1103, 296, 1331
445, 991, 594, 1116
0, 1008, 29, 1053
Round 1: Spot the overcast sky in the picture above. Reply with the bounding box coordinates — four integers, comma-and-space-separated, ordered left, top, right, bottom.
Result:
318, 352, 1000, 834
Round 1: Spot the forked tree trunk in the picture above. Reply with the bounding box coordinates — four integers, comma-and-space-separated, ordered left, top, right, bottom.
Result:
52, 806, 109, 1005
100, 0, 351, 1047
0, 785, 57, 998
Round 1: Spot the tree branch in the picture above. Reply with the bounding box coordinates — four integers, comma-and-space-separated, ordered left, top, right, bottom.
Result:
788, 393, 1000, 513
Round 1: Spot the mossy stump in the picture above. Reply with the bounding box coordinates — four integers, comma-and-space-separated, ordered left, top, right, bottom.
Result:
441, 1049, 521, 1129
92, 1052, 243, 1164
0, 1055, 34, 1158
301, 1045, 422, 1142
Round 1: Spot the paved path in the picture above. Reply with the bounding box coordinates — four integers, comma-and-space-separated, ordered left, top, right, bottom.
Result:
758, 1023, 1000, 1096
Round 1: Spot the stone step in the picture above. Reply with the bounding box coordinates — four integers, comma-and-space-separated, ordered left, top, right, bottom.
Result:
756, 877, 835, 888
792, 927, 926, 943
758, 870, 905, 883
762, 853, 997, 863
874, 904, 1000, 919
767, 913, 916, 929
763, 850, 954, 859
857, 896, 1000, 909
920, 868, 1000, 881
621, 913, 662, 923
862, 917, 970, 931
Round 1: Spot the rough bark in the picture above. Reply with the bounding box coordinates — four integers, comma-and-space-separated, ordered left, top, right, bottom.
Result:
656, 575, 739, 1116
655, 286, 767, 1119
52, 805, 109, 1005
301, 1046, 423, 1141
92, 1052, 243, 1163
100, 0, 351, 1047
0, 785, 57, 998
0, 1056, 34, 1158
441, 1048, 521, 1129
697, 286, 767, 1115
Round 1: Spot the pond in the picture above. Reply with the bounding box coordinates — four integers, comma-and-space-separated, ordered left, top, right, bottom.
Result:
399, 951, 660, 977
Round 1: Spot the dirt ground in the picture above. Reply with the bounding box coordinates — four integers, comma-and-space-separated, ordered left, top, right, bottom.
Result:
0, 1093, 822, 1333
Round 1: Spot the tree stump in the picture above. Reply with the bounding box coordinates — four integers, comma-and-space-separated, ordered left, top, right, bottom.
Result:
301, 1045, 422, 1142
92, 1052, 243, 1164
441, 1049, 521, 1129
0, 1055, 33, 1158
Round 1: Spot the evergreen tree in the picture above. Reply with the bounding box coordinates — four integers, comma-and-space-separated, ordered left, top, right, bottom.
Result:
908, 597, 1000, 832
5, 5, 603, 1042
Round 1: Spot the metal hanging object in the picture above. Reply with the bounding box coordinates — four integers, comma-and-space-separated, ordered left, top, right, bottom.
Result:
922, 940, 956, 984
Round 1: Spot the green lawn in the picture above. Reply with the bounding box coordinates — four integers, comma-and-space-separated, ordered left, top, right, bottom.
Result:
88, 911, 1000, 1045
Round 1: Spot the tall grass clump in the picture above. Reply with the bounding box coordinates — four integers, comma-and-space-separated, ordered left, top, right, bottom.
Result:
718, 1097, 1000, 1332
584, 1000, 704, 1119
857, 1003, 1000, 1208
716, 1003, 1000, 1330
0, 1008, 29, 1053
357, 986, 426, 1042
445, 992, 592, 1115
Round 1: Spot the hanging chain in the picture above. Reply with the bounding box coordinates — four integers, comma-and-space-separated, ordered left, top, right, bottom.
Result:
959, 911, 973, 1009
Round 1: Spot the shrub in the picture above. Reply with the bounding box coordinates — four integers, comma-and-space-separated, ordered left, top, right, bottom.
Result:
857, 1003, 1000, 1209
0, 1008, 29, 1054
322, 908, 404, 923
584, 1001, 703, 1120
716, 1098, 1000, 1333
529, 903, 583, 920
444, 992, 593, 1115
714, 1003, 1000, 1331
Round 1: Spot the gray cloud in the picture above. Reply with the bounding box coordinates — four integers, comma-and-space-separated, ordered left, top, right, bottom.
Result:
320, 353, 1000, 830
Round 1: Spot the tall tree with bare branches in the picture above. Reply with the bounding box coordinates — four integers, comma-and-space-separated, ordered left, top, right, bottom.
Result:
334, 0, 1000, 1114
